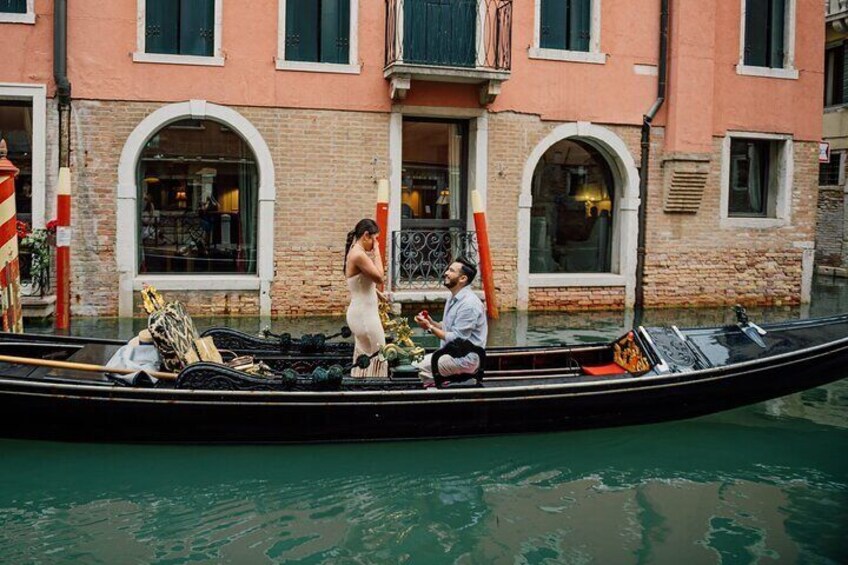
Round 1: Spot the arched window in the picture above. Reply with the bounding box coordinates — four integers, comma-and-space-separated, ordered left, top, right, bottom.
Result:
530, 139, 614, 273
137, 119, 259, 274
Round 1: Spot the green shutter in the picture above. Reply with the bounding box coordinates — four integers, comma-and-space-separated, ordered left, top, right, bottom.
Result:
145, 0, 179, 55
0, 0, 27, 13
568, 0, 591, 52
179, 0, 215, 56
744, 0, 768, 67
404, 0, 475, 67
842, 42, 848, 105
286, 0, 320, 62
320, 0, 350, 64
540, 0, 567, 50
768, 0, 785, 68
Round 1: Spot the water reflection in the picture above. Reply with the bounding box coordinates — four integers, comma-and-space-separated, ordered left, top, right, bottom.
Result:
1, 407, 846, 563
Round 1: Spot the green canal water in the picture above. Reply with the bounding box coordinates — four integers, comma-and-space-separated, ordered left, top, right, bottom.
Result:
2, 278, 847, 563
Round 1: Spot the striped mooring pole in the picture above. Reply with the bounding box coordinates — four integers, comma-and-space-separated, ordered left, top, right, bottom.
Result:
55, 167, 71, 330
0, 139, 24, 333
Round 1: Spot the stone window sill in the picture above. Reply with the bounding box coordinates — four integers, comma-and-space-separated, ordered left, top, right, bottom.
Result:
132, 52, 225, 67
529, 273, 625, 288
735, 64, 799, 80
133, 275, 260, 291
0, 12, 35, 24
720, 217, 789, 229
275, 59, 361, 75
528, 47, 606, 65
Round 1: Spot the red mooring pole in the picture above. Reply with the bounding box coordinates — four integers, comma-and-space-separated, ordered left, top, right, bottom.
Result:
55, 167, 71, 330
472, 190, 498, 319
375, 179, 389, 267
0, 139, 24, 333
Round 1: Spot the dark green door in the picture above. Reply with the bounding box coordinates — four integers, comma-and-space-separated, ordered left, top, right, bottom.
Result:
404, 0, 477, 67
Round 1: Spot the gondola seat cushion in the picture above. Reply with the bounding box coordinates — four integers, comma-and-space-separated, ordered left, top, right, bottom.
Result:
148, 301, 201, 372
582, 363, 627, 376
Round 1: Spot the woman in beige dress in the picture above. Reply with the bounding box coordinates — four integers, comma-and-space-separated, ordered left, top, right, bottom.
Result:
344, 219, 388, 377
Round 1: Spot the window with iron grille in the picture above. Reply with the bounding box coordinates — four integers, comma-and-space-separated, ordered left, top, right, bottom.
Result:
145, 0, 215, 57
540, 0, 591, 52
825, 43, 846, 107
0, 0, 26, 13
820, 152, 843, 186
744, 0, 786, 68
285, 0, 350, 64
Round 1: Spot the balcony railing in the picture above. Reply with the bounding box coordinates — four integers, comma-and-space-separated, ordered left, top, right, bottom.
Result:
828, 0, 848, 18
391, 229, 479, 291
385, 0, 512, 102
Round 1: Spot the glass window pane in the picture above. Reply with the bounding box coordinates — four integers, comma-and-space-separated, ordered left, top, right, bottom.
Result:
820, 152, 842, 185
729, 139, 770, 217
530, 139, 614, 274
137, 119, 259, 275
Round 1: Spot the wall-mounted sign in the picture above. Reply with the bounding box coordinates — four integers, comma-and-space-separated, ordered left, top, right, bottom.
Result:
820, 141, 831, 164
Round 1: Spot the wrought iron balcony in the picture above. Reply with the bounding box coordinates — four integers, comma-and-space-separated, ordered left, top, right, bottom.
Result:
384, 0, 512, 104
391, 229, 479, 291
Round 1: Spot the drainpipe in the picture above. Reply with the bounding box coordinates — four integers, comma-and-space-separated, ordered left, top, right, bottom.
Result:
634, 0, 669, 316
54, 0, 71, 168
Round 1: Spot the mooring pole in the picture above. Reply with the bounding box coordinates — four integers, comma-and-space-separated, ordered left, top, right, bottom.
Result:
0, 139, 23, 333
55, 167, 71, 330
472, 190, 498, 319
375, 178, 389, 268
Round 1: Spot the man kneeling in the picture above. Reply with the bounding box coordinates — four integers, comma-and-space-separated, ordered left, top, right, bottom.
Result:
414, 257, 488, 387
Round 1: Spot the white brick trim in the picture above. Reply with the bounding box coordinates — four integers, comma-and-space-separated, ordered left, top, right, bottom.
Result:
0, 83, 47, 229
737, 0, 797, 79
517, 122, 641, 309
116, 101, 276, 317
135, 0, 224, 67
719, 130, 794, 229
277, 0, 360, 74
530, 0, 606, 64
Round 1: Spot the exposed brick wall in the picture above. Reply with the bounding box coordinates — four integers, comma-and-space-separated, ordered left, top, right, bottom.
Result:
816, 186, 843, 267
67, 100, 388, 316
132, 290, 260, 317
641, 139, 819, 308
528, 287, 626, 311
64, 101, 819, 316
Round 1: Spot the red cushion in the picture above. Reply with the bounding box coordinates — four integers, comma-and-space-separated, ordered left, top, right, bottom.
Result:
582, 363, 627, 376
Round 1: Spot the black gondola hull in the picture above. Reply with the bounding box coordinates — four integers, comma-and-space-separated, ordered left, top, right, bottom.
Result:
1, 334, 845, 443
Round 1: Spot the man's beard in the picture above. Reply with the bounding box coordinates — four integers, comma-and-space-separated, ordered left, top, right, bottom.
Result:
443, 277, 457, 289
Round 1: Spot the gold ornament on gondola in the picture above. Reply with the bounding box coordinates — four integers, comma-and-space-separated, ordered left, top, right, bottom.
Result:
378, 299, 425, 363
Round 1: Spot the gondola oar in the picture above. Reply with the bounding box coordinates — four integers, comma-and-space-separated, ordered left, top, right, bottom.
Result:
0, 354, 178, 381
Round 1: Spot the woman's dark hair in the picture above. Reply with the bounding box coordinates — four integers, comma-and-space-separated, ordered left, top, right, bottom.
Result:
344, 218, 380, 271
455, 256, 477, 285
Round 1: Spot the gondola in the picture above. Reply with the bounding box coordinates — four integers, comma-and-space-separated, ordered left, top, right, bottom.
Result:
0, 307, 847, 443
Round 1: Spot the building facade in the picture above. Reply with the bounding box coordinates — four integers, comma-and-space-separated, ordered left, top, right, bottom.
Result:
818, 0, 848, 272
0, 0, 824, 317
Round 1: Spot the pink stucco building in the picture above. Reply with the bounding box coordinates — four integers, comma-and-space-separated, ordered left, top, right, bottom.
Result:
0, 0, 824, 317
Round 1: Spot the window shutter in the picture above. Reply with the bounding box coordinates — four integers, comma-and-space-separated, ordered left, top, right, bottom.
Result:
286, 0, 320, 62
145, 0, 179, 55
768, 0, 785, 68
179, 0, 215, 57
842, 42, 848, 105
568, 0, 591, 52
540, 0, 567, 50
0, 0, 27, 13
744, 0, 768, 67
321, 0, 350, 64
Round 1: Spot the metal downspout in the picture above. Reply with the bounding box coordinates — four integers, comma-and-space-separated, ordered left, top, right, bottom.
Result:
634, 0, 669, 315
54, 0, 71, 168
